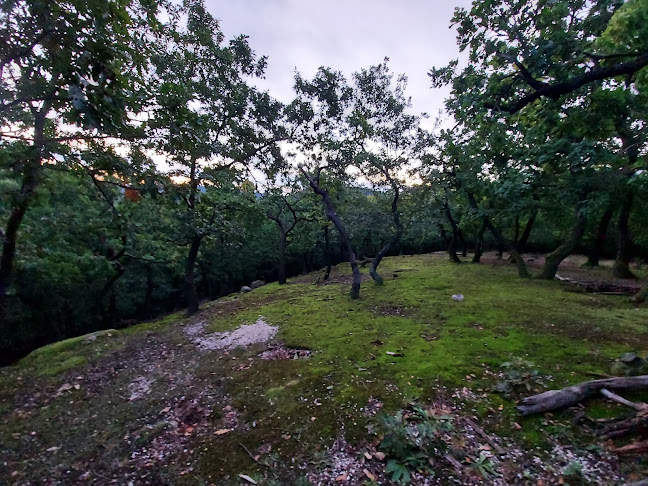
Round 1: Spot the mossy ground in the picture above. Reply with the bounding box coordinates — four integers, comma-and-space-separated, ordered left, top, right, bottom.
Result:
1, 254, 647, 485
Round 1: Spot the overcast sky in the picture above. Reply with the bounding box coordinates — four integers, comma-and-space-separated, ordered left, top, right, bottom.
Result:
205, 0, 472, 129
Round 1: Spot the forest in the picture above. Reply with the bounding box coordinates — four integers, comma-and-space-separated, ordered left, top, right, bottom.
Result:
1, 0, 648, 483
2, 0, 646, 364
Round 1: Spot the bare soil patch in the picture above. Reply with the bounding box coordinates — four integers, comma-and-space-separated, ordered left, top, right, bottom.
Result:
185, 317, 278, 351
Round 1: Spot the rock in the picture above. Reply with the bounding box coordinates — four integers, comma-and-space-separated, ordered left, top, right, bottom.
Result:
611, 352, 648, 376
83, 329, 117, 342
621, 352, 641, 364
250, 280, 266, 289
240, 286, 252, 293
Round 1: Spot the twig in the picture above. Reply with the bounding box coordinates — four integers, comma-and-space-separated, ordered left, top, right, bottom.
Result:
238, 442, 258, 463
464, 417, 506, 455
444, 453, 463, 471
600, 388, 646, 411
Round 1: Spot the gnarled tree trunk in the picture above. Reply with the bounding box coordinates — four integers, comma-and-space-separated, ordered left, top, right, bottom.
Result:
612, 191, 637, 279
369, 181, 403, 285
472, 223, 486, 263
587, 205, 614, 267
539, 201, 587, 280
516, 209, 537, 253
301, 168, 361, 299
442, 199, 462, 264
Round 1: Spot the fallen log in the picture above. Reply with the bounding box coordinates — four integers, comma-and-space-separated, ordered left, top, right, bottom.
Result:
517, 375, 648, 416
600, 388, 646, 411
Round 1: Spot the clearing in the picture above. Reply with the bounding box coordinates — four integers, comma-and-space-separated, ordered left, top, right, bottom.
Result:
1, 254, 647, 485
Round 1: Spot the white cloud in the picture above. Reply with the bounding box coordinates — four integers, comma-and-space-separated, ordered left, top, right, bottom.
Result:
206, 0, 472, 129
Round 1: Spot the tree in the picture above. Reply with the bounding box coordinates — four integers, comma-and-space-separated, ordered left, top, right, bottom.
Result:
262, 184, 315, 285
146, 0, 284, 314
430, 0, 648, 281
0, 0, 159, 322
441, 0, 648, 115
347, 61, 424, 284
290, 67, 364, 299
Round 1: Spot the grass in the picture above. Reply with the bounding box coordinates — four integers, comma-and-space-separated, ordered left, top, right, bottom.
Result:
1, 254, 647, 484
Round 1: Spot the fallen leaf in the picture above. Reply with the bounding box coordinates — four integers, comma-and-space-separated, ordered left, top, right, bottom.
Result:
335, 473, 348, 481
215, 429, 230, 435
57, 383, 72, 393
364, 452, 372, 460
46, 446, 61, 452
374, 451, 386, 460
160, 407, 171, 414
238, 474, 257, 484
363, 469, 376, 481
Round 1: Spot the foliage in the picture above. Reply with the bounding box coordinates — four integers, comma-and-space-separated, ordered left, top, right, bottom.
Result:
376, 406, 454, 484
492, 357, 545, 397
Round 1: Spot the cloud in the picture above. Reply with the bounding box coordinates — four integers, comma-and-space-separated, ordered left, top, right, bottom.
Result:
206, 0, 472, 128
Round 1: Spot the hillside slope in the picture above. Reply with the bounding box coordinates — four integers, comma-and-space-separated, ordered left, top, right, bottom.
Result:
1, 254, 647, 485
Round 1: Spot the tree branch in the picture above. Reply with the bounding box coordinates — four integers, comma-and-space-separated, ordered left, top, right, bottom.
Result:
487, 52, 648, 114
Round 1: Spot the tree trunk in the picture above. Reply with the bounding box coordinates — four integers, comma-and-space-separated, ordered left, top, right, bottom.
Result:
323, 226, 332, 280
612, 191, 637, 279
0, 110, 46, 325
466, 192, 529, 277
443, 200, 462, 263
301, 168, 361, 299
370, 183, 403, 285
587, 205, 613, 267
516, 209, 537, 253
538, 202, 587, 280
632, 281, 648, 304
278, 228, 287, 284
438, 224, 460, 263
472, 223, 486, 263
184, 234, 202, 315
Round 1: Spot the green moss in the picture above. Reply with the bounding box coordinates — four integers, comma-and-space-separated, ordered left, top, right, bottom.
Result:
3, 254, 648, 483
119, 311, 185, 335
22, 329, 118, 361
38, 355, 87, 376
